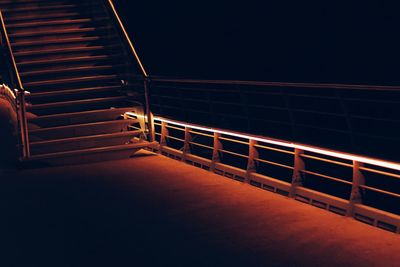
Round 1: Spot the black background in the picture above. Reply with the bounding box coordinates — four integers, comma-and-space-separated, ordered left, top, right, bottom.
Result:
114, 1, 400, 85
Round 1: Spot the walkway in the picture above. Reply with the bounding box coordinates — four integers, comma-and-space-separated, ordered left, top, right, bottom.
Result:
1, 151, 399, 266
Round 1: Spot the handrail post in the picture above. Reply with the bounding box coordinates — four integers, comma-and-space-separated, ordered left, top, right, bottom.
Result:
348, 161, 365, 217
159, 121, 168, 153
144, 77, 154, 142
182, 126, 192, 161
290, 148, 305, 198
211, 132, 222, 172
16, 91, 26, 160
246, 139, 258, 183
16, 90, 30, 159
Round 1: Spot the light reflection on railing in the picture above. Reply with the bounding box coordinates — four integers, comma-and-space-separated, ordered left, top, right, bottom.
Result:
126, 112, 400, 233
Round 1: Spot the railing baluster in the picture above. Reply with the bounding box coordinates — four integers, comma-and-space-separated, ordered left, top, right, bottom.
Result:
144, 78, 154, 142
211, 132, 222, 171
348, 161, 365, 217
20, 91, 30, 158
159, 121, 169, 153
246, 139, 258, 183
182, 126, 192, 161
290, 148, 305, 198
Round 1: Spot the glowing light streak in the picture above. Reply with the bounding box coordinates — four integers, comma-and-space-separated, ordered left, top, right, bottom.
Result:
125, 112, 400, 171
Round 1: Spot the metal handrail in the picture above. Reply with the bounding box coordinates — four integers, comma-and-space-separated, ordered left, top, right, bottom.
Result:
0, 11, 23, 91
151, 76, 400, 91
0, 10, 30, 159
103, 1, 154, 142
104, 0, 148, 78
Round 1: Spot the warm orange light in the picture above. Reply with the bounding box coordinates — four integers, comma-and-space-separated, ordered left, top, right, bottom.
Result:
126, 112, 400, 171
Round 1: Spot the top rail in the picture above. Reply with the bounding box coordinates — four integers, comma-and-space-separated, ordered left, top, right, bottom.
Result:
151, 76, 400, 91
0, 9, 30, 158
105, 0, 149, 78
152, 115, 400, 171
0, 10, 23, 91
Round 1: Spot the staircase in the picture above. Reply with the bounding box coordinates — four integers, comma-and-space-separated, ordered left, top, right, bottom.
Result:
0, 0, 154, 164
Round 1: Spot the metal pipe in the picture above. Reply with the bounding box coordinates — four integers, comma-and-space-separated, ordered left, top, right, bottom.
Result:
151, 76, 400, 91
106, 0, 148, 78
104, 1, 153, 142
0, 10, 30, 159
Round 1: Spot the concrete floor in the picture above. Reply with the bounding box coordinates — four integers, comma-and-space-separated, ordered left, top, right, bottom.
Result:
1, 151, 399, 266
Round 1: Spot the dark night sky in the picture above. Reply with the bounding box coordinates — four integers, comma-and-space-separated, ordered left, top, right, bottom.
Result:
114, 1, 400, 85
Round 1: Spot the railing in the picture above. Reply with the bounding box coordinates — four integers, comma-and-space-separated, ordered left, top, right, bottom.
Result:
102, 0, 154, 142
126, 112, 400, 233
149, 77, 400, 162
0, 10, 30, 159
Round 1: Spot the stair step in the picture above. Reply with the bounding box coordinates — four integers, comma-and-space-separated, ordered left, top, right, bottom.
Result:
18, 54, 114, 67
4, 12, 82, 23
11, 35, 102, 48
30, 130, 143, 154
28, 96, 127, 110
31, 130, 142, 146
28, 107, 140, 127
2, 4, 76, 13
28, 85, 122, 98
24, 74, 119, 87
15, 45, 110, 58
0, 0, 66, 4
21, 65, 118, 78
26, 141, 157, 162
29, 118, 139, 140
6, 18, 92, 29
9, 27, 96, 38
29, 92, 124, 106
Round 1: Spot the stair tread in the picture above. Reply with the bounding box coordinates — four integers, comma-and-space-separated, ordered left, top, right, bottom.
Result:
12, 36, 102, 47
0, 0, 67, 4
3, 4, 76, 13
9, 27, 97, 38
4, 12, 82, 22
29, 118, 139, 133
27, 141, 157, 161
31, 130, 142, 146
21, 64, 117, 77
28, 96, 127, 110
24, 74, 119, 87
19, 54, 113, 66
15, 45, 110, 57
28, 107, 137, 122
6, 18, 92, 29
28, 85, 123, 98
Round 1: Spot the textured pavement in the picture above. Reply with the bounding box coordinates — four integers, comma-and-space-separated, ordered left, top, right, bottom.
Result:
1, 151, 399, 266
